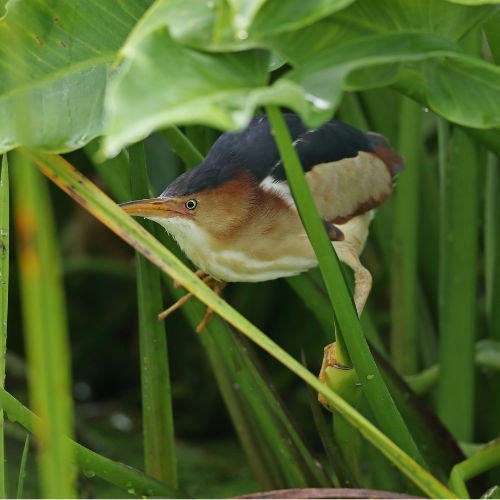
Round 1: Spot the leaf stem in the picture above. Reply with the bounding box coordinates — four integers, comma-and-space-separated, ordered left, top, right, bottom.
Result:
391, 96, 421, 375
448, 440, 500, 499
437, 124, 478, 441
160, 126, 204, 169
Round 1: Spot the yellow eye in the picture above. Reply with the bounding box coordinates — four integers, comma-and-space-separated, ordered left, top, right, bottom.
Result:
185, 199, 198, 210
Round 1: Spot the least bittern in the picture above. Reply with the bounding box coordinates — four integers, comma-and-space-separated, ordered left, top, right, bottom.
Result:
120, 114, 403, 396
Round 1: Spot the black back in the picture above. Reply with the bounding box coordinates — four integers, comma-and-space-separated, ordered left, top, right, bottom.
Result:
163, 114, 376, 197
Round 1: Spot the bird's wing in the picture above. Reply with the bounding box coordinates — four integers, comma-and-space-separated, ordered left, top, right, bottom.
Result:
262, 117, 404, 224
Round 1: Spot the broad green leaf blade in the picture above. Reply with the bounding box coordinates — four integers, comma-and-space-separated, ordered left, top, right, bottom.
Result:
0, 0, 151, 153
284, 33, 500, 128
243, 0, 356, 38
11, 151, 76, 497
0, 388, 184, 498
426, 57, 500, 128
121, 0, 356, 53
446, 0, 500, 4
129, 143, 177, 487
0, 155, 8, 498
227, 0, 267, 33
104, 27, 500, 157
102, 30, 271, 156
29, 150, 455, 499
329, 0, 493, 41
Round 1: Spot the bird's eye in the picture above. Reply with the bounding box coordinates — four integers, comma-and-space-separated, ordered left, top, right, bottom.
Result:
185, 199, 198, 210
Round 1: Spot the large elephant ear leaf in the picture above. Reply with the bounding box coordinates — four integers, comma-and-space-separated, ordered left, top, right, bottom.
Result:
101, 29, 274, 157
425, 57, 500, 127
0, 0, 151, 154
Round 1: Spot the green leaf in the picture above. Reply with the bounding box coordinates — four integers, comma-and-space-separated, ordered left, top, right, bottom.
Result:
0, 0, 151, 153
243, 0, 356, 38
426, 57, 500, 127
104, 27, 500, 157
446, 0, 500, 4
124, 0, 356, 52
226, 0, 267, 33
102, 29, 281, 155
329, 0, 493, 41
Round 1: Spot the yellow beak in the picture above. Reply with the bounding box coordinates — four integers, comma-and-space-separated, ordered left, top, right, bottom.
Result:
119, 197, 188, 218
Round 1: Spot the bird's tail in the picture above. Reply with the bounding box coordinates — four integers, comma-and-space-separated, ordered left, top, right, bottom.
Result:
366, 132, 405, 177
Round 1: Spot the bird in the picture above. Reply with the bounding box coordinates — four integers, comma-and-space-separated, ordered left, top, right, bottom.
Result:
120, 113, 403, 335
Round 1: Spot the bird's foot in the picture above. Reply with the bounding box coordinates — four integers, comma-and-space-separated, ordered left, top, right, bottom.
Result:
158, 272, 226, 333
194, 279, 226, 333
318, 342, 360, 409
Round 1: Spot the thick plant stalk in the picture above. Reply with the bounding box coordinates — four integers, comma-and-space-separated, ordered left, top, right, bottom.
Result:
160, 126, 204, 169
129, 143, 178, 487
0, 155, 8, 498
437, 125, 478, 441
448, 440, 500, 498
11, 151, 76, 497
391, 96, 421, 375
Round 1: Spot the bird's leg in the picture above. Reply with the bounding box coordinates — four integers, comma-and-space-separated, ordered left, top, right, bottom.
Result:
195, 280, 226, 333
334, 243, 373, 316
318, 244, 371, 407
158, 273, 226, 333
159, 274, 212, 319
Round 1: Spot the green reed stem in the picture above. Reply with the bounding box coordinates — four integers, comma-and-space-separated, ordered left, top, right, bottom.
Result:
0, 155, 8, 498
29, 149, 455, 498
11, 151, 76, 498
160, 126, 204, 169
485, 154, 500, 340
265, 105, 424, 467
129, 143, 177, 487
0, 387, 184, 498
448, 440, 500, 499
391, 96, 421, 375
437, 124, 478, 442
16, 434, 30, 499
437, 27, 480, 441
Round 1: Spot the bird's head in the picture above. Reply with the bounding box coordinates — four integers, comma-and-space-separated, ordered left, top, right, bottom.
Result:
120, 165, 257, 244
